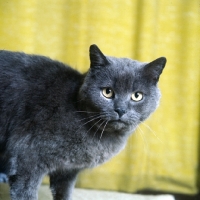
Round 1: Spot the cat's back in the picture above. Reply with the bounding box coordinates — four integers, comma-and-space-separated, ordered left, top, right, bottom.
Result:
0, 50, 82, 82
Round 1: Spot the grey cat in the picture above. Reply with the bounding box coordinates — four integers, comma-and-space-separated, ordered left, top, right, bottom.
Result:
0, 44, 166, 200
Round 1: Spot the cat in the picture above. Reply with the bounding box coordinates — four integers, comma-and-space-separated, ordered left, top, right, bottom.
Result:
0, 44, 166, 200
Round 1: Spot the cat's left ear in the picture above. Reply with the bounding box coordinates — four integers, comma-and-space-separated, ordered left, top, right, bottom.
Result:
143, 57, 167, 83
89, 44, 109, 68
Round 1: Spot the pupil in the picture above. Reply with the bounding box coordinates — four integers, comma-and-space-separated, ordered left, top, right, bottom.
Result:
106, 88, 111, 94
135, 92, 139, 98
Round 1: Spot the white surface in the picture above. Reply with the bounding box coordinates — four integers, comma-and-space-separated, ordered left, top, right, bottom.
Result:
0, 184, 175, 200
39, 186, 175, 200
73, 189, 175, 200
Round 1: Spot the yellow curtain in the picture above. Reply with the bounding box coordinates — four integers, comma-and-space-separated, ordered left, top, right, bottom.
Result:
0, 0, 199, 195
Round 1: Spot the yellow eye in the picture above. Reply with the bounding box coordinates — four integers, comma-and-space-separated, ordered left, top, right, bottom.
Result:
131, 92, 143, 101
102, 88, 114, 99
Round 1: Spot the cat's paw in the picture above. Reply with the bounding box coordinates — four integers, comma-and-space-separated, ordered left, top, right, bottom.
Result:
0, 173, 8, 183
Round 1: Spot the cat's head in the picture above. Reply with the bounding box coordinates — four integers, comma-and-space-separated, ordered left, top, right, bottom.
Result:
78, 45, 166, 133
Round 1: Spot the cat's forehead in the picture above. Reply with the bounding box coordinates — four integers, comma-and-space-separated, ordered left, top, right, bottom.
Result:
93, 57, 146, 89
88, 56, 147, 85
107, 56, 145, 70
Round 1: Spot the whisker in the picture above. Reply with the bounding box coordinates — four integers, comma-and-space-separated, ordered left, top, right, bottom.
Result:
80, 118, 104, 141
136, 125, 148, 153
140, 121, 164, 144
75, 111, 100, 114
99, 120, 109, 142
128, 123, 138, 150
74, 116, 104, 136
85, 118, 103, 135
80, 116, 103, 127
92, 120, 105, 139
77, 113, 106, 122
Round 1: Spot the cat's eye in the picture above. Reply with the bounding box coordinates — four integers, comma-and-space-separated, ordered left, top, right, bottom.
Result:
131, 92, 143, 102
102, 88, 114, 99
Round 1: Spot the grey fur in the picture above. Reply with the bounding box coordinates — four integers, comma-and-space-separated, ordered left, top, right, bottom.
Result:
0, 44, 166, 200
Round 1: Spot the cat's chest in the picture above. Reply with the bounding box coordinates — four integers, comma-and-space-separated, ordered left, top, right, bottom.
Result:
61, 135, 126, 170
52, 115, 128, 170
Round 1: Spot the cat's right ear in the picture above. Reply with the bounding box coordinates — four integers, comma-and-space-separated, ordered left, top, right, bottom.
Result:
89, 44, 109, 68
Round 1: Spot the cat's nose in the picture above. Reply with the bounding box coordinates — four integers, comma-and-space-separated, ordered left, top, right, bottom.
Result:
114, 108, 126, 118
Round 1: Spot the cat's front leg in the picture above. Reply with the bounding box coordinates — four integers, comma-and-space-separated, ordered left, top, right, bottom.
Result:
50, 169, 79, 200
9, 171, 43, 200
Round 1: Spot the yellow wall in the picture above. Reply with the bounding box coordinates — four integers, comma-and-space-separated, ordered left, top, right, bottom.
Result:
0, 0, 199, 195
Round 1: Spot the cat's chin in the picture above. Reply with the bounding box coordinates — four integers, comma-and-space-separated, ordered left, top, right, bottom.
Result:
107, 119, 130, 131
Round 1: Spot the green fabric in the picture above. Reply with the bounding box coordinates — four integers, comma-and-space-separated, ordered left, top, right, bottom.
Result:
0, 184, 10, 200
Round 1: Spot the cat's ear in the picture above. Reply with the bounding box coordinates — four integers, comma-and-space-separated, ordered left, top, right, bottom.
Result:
143, 57, 167, 83
89, 44, 109, 68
